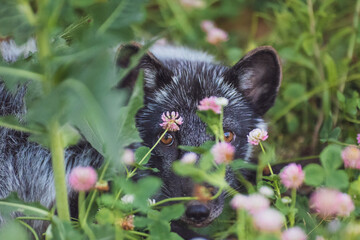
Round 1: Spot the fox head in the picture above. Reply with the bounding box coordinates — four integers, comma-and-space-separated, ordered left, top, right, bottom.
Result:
117, 44, 282, 227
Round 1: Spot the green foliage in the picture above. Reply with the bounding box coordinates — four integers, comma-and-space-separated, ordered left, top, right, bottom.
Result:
1, 0, 360, 239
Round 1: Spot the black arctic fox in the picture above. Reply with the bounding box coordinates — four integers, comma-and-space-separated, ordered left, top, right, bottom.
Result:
0, 43, 281, 239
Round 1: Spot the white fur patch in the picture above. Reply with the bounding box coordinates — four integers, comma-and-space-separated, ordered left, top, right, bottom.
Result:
0, 38, 37, 62
150, 45, 215, 63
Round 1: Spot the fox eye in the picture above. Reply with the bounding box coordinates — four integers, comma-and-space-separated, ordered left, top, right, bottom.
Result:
159, 132, 174, 146
224, 131, 235, 143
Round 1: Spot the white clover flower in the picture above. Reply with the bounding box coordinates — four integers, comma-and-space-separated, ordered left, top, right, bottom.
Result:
259, 186, 274, 198
122, 149, 135, 165
121, 194, 135, 204
281, 197, 292, 204
247, 128, 268, 145
148, 199, 156, 206
215, 97, 229, 107
181, 152, 198, 164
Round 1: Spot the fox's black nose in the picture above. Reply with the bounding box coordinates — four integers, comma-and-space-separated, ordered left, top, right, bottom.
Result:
185, 204, 210, 222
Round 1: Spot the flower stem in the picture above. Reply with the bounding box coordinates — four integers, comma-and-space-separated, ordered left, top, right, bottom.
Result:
49, 120, 70, 222
289, 188, 297, 227
219, 108, 225, 142
79, 191, 96, 240
259, 142, 281, 199
127, 128, 169, 179
152, 196, 197, 207
236, 209, 246, 240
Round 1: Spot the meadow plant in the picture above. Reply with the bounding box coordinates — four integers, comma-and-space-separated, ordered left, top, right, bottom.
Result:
0, 0, 360, 240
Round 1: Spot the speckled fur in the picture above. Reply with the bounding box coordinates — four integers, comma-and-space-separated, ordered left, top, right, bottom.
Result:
133, 45, 282, 228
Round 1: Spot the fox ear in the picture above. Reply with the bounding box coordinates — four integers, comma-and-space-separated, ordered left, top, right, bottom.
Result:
116, 43, 172, 94
224, 46, 282, 116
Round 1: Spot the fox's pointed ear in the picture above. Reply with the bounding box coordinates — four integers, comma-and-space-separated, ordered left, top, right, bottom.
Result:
116, 43, 172, 94
224, 46, 282, 116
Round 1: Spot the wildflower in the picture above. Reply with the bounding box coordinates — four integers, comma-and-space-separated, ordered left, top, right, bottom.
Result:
121, 194, 135, 204
258, 186, 274, 198
281, 197, 292, 204
181, 152, 198, 164
341, 145, 360, 169
280, 163, 305, 189
253, 208, 284, 233
336, 193, 355, 217
211, 142, 235, 164
206, 28, 228, 45
200, 20, 228, 45
180, 0, 205, 8
198, 96, 222, 114
69, 166, 97, 192
247, 128, 268, 145
148, 199, 156, 206
116, 215, 134, 231
309, 188, 355, 218
230, 194, 249, 210
201, 20, 215, 32
246, 194, 270, 215
122, 149, 135, 166
215, 97, 229, 107
309, 188, 339, 218
160, 111, 183, 131
357, 133, 360, 145
282, 227, 307, 240
95, 180, 109, 192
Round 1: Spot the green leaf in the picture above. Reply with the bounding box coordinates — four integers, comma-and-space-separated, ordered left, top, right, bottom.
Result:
197, 110, 221, 137
118, 71, 144, 144
95, 208, 115, 225
323, 53, 338, 85
0, 0, 35, 44
178, 141, 215, 154
160, 204, 185, 221
173, 161, 206, 182
0, 193, 50, 219
325, 170, 349, 190
320, 144, 343, 170
304, 164, 325, 187
230, 159, 257, 171
275, 198, 291, 215
0, 221, 30, 240
135, 146, 151, 165
199, 151, 214, 171
121, 177, 162, 212
0, 116, 43, 134
59, 124, 81, 148
329, 127, 341, 141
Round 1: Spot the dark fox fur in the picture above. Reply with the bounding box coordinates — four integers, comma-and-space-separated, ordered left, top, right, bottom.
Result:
0, 43, 281, 239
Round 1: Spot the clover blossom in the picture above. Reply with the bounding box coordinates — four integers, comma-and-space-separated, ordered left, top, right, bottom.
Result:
122, 149, 135, 166
211, 142, 235, 164
247, 128, 268, 145
281, 227, 307, 240
181, 152, 198, 164
341, 145, 360, 169
198, 96, 222, 114
280, 163, 305, 189
200, 20, 228, 45
160, 111, 183, 132
253, 208, 284, 233
69, 166, 97, 192
309, 188, 355, 218
357, 133, 360, 145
